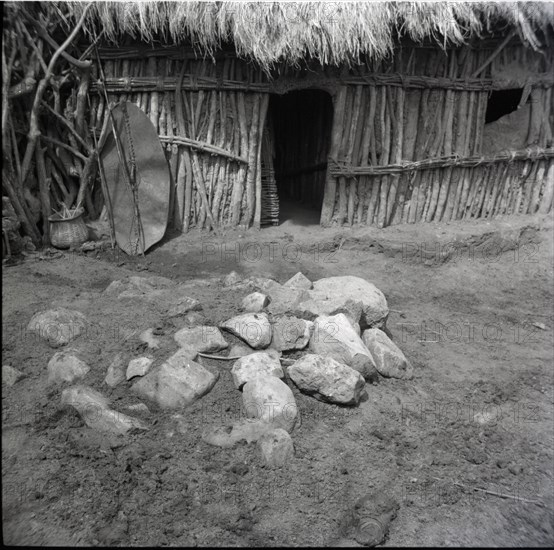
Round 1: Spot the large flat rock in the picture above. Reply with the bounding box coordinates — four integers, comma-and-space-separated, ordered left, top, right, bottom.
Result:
271, 316, 312, 351
361, 328, 413, 379
242, 376, 297, 432
309, 313, 378, 380
48, 351, 90, 384
173, 326, 228, 356
61, 385, 148, 435
288, 354, 366, 405
126, 357, 154, 380
27, 308, 87, 347
303, 276, 389, 329
132, 349, 219, 408
231, 351, 284, 390
220, 313, 272, 349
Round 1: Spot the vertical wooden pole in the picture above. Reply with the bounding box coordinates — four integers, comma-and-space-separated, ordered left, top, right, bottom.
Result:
243, 93, 261, 227
35, 141, 51, 245
254, 94, 269, 229
538, 160, 554, 214
321, 86, 347, 226
387, 86, 404, 225
376, 86, 391, 228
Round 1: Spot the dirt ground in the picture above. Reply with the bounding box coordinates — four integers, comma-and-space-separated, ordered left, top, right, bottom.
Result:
2, 211, 553, 547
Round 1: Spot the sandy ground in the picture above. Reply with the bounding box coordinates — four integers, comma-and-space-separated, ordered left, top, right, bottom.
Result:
2, 211, 553, 547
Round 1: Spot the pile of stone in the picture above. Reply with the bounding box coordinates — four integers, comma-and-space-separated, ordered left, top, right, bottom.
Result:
23, 271, 412, 469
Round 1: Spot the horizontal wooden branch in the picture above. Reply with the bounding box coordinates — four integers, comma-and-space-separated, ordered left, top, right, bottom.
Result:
329, 148, 554, 178
92, 125, 247, 163
90, 72, 554, 95
351, 73, 554, 91
90, 46, 237, 60
158, 135, 248, 163
91, 76, 270, 93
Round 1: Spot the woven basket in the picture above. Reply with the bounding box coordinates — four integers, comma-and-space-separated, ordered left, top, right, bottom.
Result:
49, 208, 89, 249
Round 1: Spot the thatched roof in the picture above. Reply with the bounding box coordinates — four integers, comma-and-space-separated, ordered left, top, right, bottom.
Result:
67, 2, 554, 70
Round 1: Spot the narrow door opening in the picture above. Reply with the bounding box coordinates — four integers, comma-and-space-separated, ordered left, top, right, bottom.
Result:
265, 89, 333, 225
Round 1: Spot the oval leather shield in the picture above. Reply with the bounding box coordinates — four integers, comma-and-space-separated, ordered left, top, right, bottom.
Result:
99, 102, 170, 255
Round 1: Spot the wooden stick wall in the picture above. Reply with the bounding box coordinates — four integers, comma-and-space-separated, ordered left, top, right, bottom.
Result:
90, 42, 552, 231
321, 45, 553, 226
90, 57, 268, 230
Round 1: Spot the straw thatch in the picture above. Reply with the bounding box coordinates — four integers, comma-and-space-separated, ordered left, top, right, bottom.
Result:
68, 1, 554, 71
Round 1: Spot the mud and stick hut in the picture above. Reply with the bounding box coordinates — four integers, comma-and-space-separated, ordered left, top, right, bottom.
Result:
3, 2, 554, 250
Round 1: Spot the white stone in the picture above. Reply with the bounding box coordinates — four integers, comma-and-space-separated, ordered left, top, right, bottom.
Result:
165, 296, 202, 318
2, 365, 25, 387
361, 328, 413, 379
257, 428, 294, 468
310, 276, 389, 328
266, 284, 310, 316
104, 352, 127, 387
201, 419, 275, 448
309, 313, 377, 380
27, 308, 86, 347
288, 354, 366, 405
62, 384, 109, 409
90, 408, 149, 434
220, 313, 272, 349
271, 316, 312, 351
126, 357, 154, 380
284, 272, 313, 290
131, 349, 219, 408
242, 376, 297, 432
47, 351, 90, 384
242, 292, 270, 313
61, 385, 148, 435
231, 352, 284, 390
294, 294, 364, 328
139, 328, 161, 350
173, 326, 228, 356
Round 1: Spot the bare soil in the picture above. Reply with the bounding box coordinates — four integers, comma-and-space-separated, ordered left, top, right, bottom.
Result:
2, 212, 553, 547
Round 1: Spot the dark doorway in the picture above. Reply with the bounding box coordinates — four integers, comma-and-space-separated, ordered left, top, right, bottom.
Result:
268, 89, 333, 225
485, 88, 524, 123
